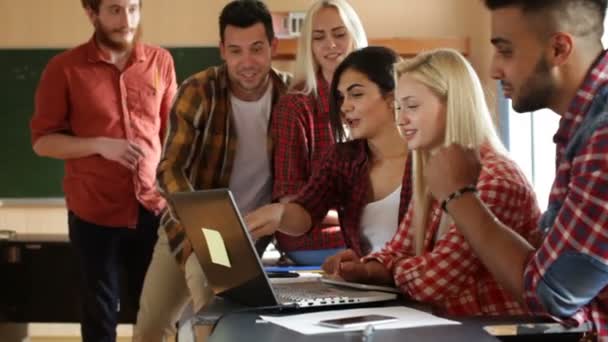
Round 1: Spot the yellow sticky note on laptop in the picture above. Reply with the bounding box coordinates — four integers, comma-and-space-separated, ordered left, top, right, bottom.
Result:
201, 228, 231, 268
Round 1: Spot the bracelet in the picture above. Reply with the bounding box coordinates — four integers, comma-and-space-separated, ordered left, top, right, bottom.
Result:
440, 184, 477, 212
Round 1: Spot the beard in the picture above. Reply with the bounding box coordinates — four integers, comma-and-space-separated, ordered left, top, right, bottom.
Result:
511, 56, 556, 113
94, 19, 142, 52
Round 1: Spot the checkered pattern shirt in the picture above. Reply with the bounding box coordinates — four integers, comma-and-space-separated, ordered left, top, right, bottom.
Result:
157, 65, 291, 266
523, 51, 608, 338
366, 146, 541, 316
293, 140, 412, 257
271, 75, 345, 252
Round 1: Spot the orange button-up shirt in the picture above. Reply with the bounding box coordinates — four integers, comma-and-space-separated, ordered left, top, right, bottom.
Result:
31, 38, 177, 228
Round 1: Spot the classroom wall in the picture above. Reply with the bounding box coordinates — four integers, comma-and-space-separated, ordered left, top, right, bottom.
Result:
0, 0, 494, 235
0, 0, 493, 89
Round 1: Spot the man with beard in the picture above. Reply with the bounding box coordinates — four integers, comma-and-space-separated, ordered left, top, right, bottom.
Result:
423, 0, 608, 339
132, 1, 291, 341
30, 0, 177, 340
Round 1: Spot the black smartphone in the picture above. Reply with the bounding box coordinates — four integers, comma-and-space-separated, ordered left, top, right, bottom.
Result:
318, 314, 397, 328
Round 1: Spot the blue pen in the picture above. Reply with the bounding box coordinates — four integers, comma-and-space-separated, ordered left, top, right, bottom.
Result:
361, 324, 374, 342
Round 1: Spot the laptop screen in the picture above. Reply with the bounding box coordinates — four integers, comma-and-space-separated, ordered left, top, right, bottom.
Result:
168, 189, 278, 306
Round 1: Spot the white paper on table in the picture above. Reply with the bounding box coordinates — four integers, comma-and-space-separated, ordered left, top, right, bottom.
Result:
259, 306, 460, 335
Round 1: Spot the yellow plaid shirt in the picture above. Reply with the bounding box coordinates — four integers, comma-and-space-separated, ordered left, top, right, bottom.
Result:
157, 64, 291, 266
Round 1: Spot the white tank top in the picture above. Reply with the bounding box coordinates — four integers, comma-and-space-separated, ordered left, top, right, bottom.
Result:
359, 185, 402, 253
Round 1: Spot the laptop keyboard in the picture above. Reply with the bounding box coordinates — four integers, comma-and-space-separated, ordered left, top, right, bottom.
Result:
273, 281, 364, 306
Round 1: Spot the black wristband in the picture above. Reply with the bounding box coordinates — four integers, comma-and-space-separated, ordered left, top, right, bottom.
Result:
441, 184, 477, 212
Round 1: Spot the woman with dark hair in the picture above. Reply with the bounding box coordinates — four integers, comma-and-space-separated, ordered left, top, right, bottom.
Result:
246, 46, 411, 259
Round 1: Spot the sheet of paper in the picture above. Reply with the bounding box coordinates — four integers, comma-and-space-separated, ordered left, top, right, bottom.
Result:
201, 227, 231, 267
260, 306, 460, 335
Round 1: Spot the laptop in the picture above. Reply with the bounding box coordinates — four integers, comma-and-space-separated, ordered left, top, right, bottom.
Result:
169, 189, 397, 308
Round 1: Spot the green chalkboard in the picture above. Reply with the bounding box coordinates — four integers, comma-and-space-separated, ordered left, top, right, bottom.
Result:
0, 47, 221, 198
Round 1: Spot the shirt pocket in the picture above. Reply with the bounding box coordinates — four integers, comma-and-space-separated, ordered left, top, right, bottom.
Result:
140, 82, 160, 117
128, 82, 161, 131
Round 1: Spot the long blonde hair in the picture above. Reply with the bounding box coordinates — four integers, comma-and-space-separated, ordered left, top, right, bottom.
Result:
394, 49, 506, 255
292, 0, 367, 95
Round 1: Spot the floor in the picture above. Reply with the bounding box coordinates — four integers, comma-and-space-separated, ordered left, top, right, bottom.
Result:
1, 323, 136, 342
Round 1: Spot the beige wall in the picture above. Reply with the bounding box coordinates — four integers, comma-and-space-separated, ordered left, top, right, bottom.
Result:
270, 0, 493, 92
0, 0, 493, 88
0, 0, 495, 234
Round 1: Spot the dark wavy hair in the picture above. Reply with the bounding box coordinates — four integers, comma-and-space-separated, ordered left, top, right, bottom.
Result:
219, 0, 274, 43
483, 0, 607, 40
329, 46, 399, 142
484, 0, 606, 11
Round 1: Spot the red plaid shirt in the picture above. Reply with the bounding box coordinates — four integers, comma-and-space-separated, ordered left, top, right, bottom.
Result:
293, 140, 412, 256
271, 75, 345, 252
523, 50, 608, 337
367, 146, 541, 316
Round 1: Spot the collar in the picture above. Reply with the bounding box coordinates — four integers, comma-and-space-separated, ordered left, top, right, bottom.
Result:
85, 35, 146, 64
554, 50, 608, 145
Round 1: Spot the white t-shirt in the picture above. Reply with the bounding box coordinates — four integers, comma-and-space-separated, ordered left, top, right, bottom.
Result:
359, 185, 402, 253
228, 84, 273, 215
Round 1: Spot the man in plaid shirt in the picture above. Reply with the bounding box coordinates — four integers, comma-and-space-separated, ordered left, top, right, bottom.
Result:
132, 1, 290, 341
425, 0, 608, 339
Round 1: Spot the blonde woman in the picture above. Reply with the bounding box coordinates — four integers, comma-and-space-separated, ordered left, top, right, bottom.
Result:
270, 0, 367, 264
324, 49, 541, 316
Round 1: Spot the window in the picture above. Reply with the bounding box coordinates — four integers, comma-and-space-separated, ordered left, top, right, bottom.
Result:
505, 105, 559, 209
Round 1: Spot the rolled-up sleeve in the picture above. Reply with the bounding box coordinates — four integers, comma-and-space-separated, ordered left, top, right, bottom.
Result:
533, 252, 608, 317
524, 128, 608, 321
